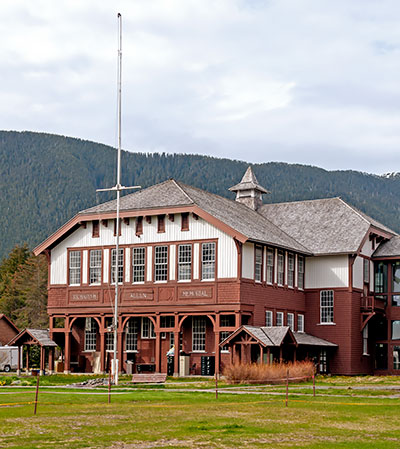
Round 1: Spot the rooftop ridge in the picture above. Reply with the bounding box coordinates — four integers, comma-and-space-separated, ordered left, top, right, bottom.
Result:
172, 179, 195, 204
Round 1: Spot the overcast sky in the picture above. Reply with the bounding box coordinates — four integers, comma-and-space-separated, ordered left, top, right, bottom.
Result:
2, 0, 400, 174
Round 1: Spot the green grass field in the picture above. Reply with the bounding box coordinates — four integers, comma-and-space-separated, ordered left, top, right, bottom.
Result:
1, 375, 400, 448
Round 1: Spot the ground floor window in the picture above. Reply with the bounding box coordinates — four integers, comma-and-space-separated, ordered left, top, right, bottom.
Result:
84, 318, 97, 351
220, 331, 231, 352
319, 350, 327, 374
362, 324, 369, 355
125, 319, 138, 351
394, 346, 400, 370
375, 343, 388, 370
106, 332, 114, 352
192, 317, 206, 351
141, 317, 156, 339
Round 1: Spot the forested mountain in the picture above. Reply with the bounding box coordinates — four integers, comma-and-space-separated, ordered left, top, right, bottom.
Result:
1, 130, 400, 260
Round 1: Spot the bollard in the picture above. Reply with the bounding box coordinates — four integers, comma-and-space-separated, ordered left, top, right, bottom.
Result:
34, 374, 40, 415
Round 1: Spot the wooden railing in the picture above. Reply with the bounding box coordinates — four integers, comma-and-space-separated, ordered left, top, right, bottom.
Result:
360, 296, 386, 312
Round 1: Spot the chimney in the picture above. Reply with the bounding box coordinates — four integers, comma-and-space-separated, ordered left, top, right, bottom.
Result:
229, 166, 269, 211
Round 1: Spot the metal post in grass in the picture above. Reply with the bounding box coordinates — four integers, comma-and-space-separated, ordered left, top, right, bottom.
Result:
312, 370, 316, 397
215, 373, 218, 400
34, 373, 40, 415
285, 369, 289, 407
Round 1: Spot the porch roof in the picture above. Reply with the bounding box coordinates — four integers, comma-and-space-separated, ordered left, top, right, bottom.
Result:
8, 329, 58, 348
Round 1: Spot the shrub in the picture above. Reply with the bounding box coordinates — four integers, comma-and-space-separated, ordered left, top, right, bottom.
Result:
223, 361, 315, 384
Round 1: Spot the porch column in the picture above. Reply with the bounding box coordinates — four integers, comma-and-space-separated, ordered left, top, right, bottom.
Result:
279, 346, 283, 363
48, 347, 54, 374
258, 344, 263, 364
39, 346, 45, 375
17, 345, 21, 376
117, 329, 124, 374
240, 344, 245, 363
26, 345, 30, 373
64, 331, 71, 374
155, 315, 161, 373
215, 331, 220, 375
173, 332, 180, 376
267, 347, 270, 365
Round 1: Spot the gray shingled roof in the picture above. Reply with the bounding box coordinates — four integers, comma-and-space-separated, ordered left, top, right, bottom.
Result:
293, 332, 337, 347
259, 198, 395, 255
80, 179, 310, 254
26, 329, 57, 347
373, 235, 400, 257
229, 166, 269, 194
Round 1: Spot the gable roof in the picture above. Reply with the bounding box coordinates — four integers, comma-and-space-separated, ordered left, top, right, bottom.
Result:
0, 314, 19, 333
373, 235, 400, 258
35, 179, 311, 255
259, 197, 395, 255
229, 166, 269, 194
8, 328, 57, 347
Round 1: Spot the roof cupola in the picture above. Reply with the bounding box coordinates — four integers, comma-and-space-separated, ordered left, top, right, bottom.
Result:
229, 166, 269, 211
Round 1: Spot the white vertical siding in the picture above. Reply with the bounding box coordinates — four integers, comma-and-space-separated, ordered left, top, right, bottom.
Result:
82, 250, 88, 284
125, 248, 130, 283
353, 256, 364, 289
218, 236, 237, 279
360, 238, 374, 257
147, 247, 152, 282
50, 245, 67, 285
193, 243, 199, 279
242, 243, 254, 279
305, 255, 349, 289
170, 245, 176, 281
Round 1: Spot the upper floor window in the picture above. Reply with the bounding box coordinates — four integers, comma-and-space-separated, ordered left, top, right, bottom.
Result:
320, 290, 334, 323
132, 247, 145, 283
220, 315, 235, 327
89, 249, 102, 284
136, 216, 143, 235
154, 246, 168, 281
141, 317, 156, 339
298, 256, 304, 289
276, 312, 284, 326
277, 251, 284, 286
157, 215, 165, 233
202, 242, 216, 280
69, 250, 81, 285
192, 316, 206, 351
267, 249, 274, 284
84, 318, 97, 351
297, 314, 304, 333
287, 253, 294, 288
181, 212, 189, 231
255, 246, 263, 282
363, 258, 370, 284
287, 313, 294, 330
375, 262, 388, 293
393, 262, 400, 293
111, 248, 124, 284
265, 310, 273, 327
92, 220, 99, 238
178, 244, 192, 281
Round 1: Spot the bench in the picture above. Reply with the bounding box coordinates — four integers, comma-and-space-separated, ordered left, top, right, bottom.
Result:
131, 373, 167, 384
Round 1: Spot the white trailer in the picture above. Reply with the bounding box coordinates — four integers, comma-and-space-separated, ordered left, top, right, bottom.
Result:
0, 346, 19, 372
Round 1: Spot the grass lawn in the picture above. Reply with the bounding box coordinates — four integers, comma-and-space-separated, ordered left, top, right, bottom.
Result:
1, 376, 400, 448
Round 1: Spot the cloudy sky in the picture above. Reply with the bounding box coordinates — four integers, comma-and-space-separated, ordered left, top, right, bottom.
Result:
2, 0, 400, 174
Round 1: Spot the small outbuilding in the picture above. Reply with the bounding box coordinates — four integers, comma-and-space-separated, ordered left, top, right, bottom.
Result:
0, 314, 19, 346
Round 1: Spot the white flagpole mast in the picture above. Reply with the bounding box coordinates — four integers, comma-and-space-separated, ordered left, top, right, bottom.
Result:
97, 13, 140, 386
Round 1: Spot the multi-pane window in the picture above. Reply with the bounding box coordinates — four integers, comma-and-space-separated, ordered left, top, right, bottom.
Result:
362, 324, 369, 355
298, 256, 304, 289
394, 346, 400, 370
375, 262, 388, 293
132, 247, 145, 283
320, 290, 334, 323
363, 258, 370, 284
267, 249, 274, 284
89, 250, 102, 284
392, 262, 400, 293
277, 251, 284, 285
69, 251, 81, 285
297, 314, 304, 333
141, 317, 156, 339
125, 319, 138, 351
276, 312, 284, 327
160, 316, 175, 328
255, 246, 263, 282
84, 318, 97, 351
202, 242, 216, 280
154, 246, 168, 281
178, 244, 192, 281
106, 331, 114, 352
220, 331, 231, 352
319, 350, 327, 374
265, 310, 273, 327
220, 315, 235, 327
111, 248, 124, 284
192, 316, 206, 351
287, 254, 294, 288
287, 313, 294, 331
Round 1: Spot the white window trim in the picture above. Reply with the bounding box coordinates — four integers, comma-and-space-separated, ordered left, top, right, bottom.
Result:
320, 290, 335, 324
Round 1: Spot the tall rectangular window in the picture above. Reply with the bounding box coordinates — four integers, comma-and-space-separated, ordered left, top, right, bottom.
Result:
125, 319, 138, 351
220, 331, 231, 352
255, 246, 263, 282
92, 220, 99, 238
375, 262, 388, 293
363, 324, 369, 355
276, 312, 284, 326
267, 249, 274, 284
297, 314, 304, 333
265, 310, 273, 327
178, 244, 192, 281
69, 251, 81, 285
287, 253, 294, 287
298, 256, 304, 289
363, 258, 370, 284
181, 212, 189, 231
202, 242, 216, 280
157, 215, 165, 233
84, 318, 97, 351
89, 249, 102, 284
154, 246, 168, 281
136, 216, 143, 235
106, 332, 114, 352
132, 247, 145, 283
141, 317, 156, 339
394, 346, 400, 370
392, 262, 400, 293
320, 290, 334, 323
277, 251, 284, 286
287, 313, 294, 330
111, 248, 124, 284
192, 316, 206, 351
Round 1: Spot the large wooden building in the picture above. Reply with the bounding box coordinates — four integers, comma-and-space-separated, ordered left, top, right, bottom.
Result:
34, 167, 400, 375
